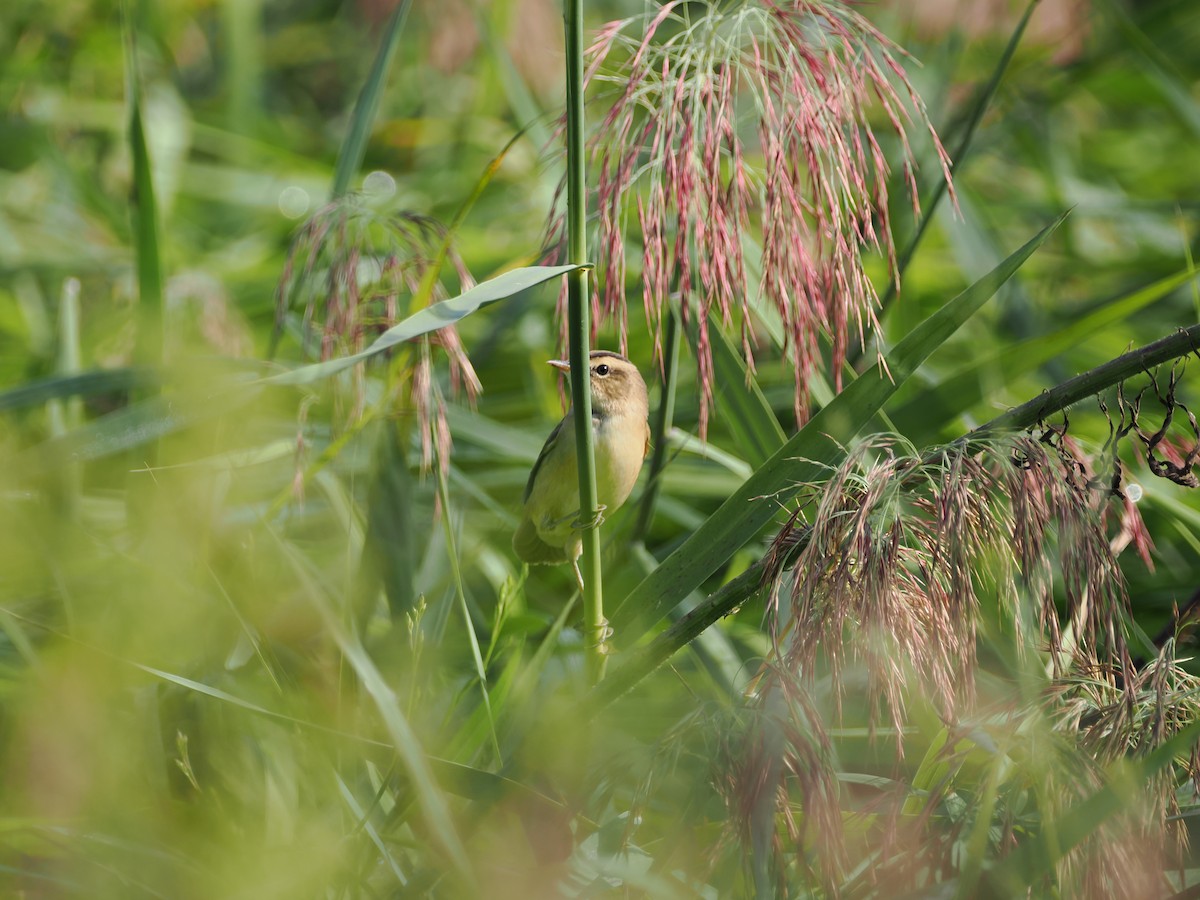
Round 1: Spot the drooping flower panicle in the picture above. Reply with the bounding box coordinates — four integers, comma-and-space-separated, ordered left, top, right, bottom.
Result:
557, 0, 953, 431
276, 201, 480, 471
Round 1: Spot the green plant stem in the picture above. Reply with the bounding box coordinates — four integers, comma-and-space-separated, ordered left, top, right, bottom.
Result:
47, 278, 83, 516
563, 0, 604, 682
632, 303, 680, 544
593, 322, 1200, 710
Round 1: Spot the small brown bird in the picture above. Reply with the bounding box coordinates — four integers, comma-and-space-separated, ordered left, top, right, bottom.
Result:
514, 351, 651, 583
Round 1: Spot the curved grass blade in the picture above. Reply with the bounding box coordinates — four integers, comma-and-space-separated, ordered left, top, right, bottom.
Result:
265, 264, 588, 386
610, 214, 1067, 643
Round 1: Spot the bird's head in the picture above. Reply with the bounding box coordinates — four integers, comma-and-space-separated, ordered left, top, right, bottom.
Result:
548, 351, 648, 417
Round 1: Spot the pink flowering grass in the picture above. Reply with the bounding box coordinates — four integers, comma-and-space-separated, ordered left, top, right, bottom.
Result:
765, 434, 1133, 737
726, 432, 1192, 893
552, 0, 953, 431
275, 200, 480, 472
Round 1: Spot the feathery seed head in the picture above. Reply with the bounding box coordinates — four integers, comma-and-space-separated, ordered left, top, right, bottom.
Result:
550, 0, 954, 431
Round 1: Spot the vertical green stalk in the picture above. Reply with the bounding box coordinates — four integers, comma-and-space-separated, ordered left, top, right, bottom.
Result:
222, 0, 264, 136
631, 303, 680, 544
122, 0, 164, 530
563, 0, 604, 682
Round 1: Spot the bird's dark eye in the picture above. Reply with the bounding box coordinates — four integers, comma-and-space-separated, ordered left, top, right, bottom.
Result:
596, 364, 610, 376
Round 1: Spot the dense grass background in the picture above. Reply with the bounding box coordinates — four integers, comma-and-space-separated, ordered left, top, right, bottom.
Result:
2, 0, 1200, 896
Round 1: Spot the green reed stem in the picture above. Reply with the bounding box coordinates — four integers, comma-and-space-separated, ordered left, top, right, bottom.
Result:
563, 0, 605, 683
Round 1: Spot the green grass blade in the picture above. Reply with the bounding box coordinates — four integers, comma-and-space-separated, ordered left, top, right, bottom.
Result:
271, 533, 477, 888
891, 267, 1199, 441
265, 264, 588, 386
610, 213, 1067, 643
335, 772, 409, 887
133, 656, 532, 804
122, 3, 164, 370
21, 386, 260, 467
868, 0, 1037, 336
632, 304, 681, 543
357, 423, 419, 620
0, 368, 152, 412
330, 0, 412, 198
434, 442, 501, 761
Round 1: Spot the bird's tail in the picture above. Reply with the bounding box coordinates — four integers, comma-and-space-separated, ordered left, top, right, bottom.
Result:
513, 516, 571, 564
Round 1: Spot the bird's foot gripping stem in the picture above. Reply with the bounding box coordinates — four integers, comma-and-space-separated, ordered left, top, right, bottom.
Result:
587, 616, 614, 656
570, 504, 608, 531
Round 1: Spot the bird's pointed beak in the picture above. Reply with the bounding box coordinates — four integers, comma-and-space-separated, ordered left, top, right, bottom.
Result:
547, 359, 571, 372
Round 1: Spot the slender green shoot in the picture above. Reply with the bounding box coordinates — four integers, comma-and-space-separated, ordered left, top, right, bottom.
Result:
434, 433, 502, 761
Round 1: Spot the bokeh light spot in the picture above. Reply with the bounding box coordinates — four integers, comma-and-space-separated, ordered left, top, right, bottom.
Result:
278, 185, 310, 219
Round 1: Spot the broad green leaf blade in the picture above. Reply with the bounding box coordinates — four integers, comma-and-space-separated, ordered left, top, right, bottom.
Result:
610, 214, 1067, 643
330, 0, 412, 198
891, 267, 1198, 442
265, 264, 588, 386
687, 319, 786, 469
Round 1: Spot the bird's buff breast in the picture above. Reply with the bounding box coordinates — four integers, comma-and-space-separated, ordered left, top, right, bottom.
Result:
593, 414, 646, 510
527, 414, 644, 545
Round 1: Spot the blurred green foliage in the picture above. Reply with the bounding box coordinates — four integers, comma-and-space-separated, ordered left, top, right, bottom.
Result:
2, 0, 1200, 896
